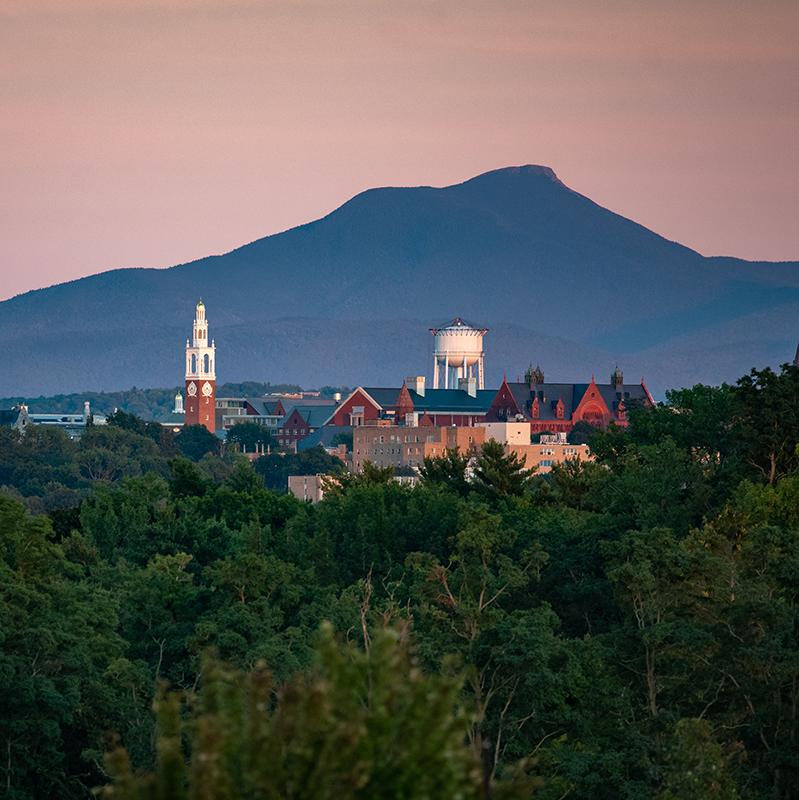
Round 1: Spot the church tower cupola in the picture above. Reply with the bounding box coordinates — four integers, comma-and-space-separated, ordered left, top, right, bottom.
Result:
525, 363, 545, 388
611, 365, 624, 391
184, 300, 217, 433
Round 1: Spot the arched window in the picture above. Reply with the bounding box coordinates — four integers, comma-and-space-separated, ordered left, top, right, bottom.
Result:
203, 354, 210, 373
191, 354, 197, 374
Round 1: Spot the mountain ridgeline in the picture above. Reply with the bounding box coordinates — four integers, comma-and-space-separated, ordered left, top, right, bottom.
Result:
2, 165, 797, 396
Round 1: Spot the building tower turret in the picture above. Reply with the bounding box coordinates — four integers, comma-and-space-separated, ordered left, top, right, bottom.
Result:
185, 300, 216, 432
525, 363, 545, 388
611, 365, 624, 391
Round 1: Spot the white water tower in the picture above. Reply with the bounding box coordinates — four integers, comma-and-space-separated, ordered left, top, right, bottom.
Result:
430, 317, 488, 390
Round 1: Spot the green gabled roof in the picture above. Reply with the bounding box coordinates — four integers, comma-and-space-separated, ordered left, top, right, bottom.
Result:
410, 388, 495, 413
357, 386, 495, 414
298, 425, 352, 451
282, 403, 337, 428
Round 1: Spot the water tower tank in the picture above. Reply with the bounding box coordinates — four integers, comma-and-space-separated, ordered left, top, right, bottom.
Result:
429, 317, 488, 390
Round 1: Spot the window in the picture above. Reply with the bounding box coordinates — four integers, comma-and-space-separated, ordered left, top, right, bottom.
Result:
203, 354, 210, 373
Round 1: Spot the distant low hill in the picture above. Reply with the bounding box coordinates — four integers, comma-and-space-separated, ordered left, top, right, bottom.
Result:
2, 165, 797, 397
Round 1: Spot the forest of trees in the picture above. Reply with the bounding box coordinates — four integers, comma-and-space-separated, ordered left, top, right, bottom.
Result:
1, 363, 799, 799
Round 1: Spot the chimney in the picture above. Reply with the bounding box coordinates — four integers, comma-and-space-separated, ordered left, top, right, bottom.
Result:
406, 376, 425, 397
83, 401, 91, 422
458, 377, 477, 398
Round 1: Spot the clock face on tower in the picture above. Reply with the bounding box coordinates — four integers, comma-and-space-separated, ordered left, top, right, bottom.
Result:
187, 381, 197, 397
202, 381, 213, 397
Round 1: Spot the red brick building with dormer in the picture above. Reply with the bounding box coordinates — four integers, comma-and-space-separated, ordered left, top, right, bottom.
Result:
485, 365, 653, 433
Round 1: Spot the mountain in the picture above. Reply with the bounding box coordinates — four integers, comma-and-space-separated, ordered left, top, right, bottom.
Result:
2, 165, 797, 398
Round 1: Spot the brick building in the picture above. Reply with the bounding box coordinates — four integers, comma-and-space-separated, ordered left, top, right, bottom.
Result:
353, 422, 487, 472
184, 301, 216, 433
277, 402, 337, 450
325, 377, 494, 429
486, 365, 653, 433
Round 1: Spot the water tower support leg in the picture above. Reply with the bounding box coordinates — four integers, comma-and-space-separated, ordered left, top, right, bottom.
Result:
444, 355, 449, 389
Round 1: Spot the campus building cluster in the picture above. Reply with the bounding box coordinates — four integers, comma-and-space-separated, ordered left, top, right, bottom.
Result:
1, 302, 661, 494
172, 304, 656, 496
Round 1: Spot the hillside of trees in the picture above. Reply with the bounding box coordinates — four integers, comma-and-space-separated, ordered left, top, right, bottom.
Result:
1, 364, 798, 798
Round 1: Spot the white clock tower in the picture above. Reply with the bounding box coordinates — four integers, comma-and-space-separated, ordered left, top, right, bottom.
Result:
184, 300, 217, 433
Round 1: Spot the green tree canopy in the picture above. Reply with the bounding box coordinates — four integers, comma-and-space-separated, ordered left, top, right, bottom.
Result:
225, 421, 275, 453
175, 425, 221, 461
101, 625, 537, 800
419, 448, 471, 496
472, 440, 533, 500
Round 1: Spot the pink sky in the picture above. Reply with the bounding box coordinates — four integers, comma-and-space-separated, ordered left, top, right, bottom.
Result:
1, 0, 797, 301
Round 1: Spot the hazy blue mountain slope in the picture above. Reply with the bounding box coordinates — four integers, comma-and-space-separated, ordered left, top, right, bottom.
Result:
1, 165, 796, 396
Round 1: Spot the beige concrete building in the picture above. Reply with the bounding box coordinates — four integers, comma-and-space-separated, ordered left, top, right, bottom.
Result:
507, 433, 591, 474
477, 421, 531, 445
288, 474, 328, 503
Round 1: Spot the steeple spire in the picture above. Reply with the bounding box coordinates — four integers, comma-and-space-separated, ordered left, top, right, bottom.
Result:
184, 299, 217, 432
